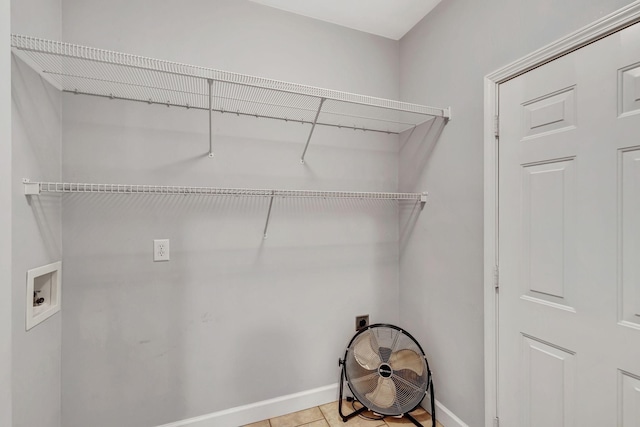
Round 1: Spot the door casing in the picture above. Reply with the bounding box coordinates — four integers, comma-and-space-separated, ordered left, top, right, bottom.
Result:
483, 2, 640, 426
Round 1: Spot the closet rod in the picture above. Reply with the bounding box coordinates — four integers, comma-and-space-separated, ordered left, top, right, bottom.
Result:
23, 179, 428, 203
66, 89, 405, 134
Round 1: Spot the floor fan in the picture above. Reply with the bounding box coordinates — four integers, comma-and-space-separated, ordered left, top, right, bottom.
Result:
338, 324, 435, 427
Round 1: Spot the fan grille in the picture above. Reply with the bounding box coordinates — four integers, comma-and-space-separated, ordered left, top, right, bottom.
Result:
344, 325, 429, 416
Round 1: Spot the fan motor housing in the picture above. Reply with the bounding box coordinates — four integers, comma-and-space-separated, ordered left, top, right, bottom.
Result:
378, 363, 392, 378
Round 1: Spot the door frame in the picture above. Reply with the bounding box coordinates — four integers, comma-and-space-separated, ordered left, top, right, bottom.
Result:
0, 0, 11, 425
483, 2, 640, 426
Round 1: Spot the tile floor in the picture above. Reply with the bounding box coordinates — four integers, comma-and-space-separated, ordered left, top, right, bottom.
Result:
243, 400, 443, 427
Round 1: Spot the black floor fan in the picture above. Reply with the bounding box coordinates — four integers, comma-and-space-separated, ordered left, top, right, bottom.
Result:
338, 324, 435, 427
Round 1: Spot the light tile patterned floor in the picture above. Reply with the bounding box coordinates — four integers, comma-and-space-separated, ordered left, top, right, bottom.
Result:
243, 400, 444, 427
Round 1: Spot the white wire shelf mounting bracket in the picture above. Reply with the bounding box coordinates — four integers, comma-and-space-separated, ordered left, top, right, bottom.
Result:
300, 97, 326, 164
11, 34, 451, 161
263, 190, 276, 239
23, 179, 428, 238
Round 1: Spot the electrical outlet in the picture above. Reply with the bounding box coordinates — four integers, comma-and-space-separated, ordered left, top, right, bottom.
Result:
355, 315, 369, 331
153, 239, 170, 261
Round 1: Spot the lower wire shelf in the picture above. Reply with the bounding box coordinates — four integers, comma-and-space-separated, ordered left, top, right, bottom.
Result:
23, 179, 427, 238
23, 179, 426, 201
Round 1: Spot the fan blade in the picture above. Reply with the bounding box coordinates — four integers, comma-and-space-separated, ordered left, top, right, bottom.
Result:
353, 331, 382, 370
389, 349, 424, 376
365, 377, 397, 409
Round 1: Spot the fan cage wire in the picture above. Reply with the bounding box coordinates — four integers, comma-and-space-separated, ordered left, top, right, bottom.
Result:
342, 324, 433, 417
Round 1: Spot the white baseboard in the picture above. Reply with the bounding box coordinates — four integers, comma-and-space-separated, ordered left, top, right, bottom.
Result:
154, 384, 467, 427
423, 394, 469, 427
155, 384, 339, 427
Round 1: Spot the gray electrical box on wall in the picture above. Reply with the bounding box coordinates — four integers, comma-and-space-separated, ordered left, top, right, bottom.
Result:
26, 261, 62, 330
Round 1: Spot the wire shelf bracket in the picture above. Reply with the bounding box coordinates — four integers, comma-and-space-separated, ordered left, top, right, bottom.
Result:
23, 179, 428, 238
11, 34, 451, 162
263, 191, 276, 239
300, 97, 326, 164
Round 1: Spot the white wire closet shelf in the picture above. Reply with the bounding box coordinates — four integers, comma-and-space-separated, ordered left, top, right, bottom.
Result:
23, 179, 427, 238
23, 180, 426, 201
11, 34, 451, 161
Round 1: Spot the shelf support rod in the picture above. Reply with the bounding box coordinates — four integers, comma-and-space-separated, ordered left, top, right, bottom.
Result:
208, 79, 214, 158
263, 191, 276, 239
300, 97, 326, 164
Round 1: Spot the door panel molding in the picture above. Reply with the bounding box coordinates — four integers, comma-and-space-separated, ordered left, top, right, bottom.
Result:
521, 334, 576, 427
522, 86, 577, 140
484, 2, 640, 427
618, 369, 640, 426
618, 146, 640, 329
618, 62, 640, 117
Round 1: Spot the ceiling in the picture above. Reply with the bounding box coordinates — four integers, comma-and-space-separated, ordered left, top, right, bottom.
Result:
248, 0, 442, 40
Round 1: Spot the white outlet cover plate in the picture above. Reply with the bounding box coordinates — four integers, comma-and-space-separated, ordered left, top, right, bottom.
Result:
154, 239, 170, 261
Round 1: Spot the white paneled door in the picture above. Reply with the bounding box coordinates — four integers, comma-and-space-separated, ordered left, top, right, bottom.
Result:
498, 22, 640, 426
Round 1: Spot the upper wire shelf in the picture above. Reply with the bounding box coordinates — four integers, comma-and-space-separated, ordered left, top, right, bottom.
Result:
11, 34, 451, 161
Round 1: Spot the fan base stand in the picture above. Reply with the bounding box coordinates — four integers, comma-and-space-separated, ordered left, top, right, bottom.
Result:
338, 364, 432, 427
338, 399, 426, 427
338, 398, 368, 423
404, 413, 426, 427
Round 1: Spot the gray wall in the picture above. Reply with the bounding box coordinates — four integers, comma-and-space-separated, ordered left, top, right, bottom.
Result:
0, 0, 13, 425
60, 1, 401, 426
398, 0, 636, 425
14, 2, 635, 426
11, 0, 62, 426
